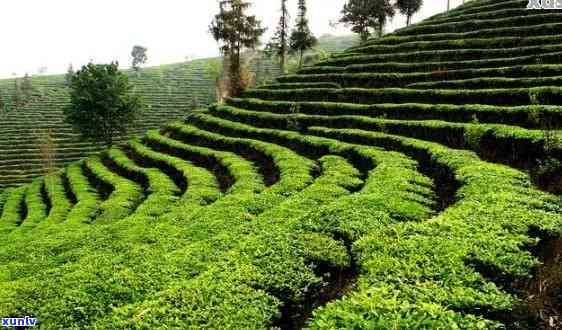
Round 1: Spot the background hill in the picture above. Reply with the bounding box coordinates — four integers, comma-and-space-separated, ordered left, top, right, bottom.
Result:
0, 34, 358, 189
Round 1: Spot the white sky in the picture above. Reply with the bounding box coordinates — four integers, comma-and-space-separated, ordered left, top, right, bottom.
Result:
0, 0, 465, 79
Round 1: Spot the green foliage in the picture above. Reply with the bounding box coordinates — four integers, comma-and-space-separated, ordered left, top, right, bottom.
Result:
244, 86, 562, 107
0, 188, 13, 216
340, 0, 395, 41
349, 34, 562, 55
131, 45, 148, 71
0, 186, 27, 234
265, 0, 290, 74
229, 96, 562, 129
282, 65, 562, 88
212, 103, 562, 161
106, 146, 179, 217
65, 161, 101, 224
289, 0, 317, 68
209, 0, 266, 96
85, 154, 144, 222
306, 126, 561, 328
395, 0, 423, 26
19, 178, 48, 230
325, 43, 562, 67
129, 136, 223, 203
256, 82, 341, 90
300, 51, 562, 74
64, 62, 143, 147
0, 56, 315, 189
363, 21, 562, 47
43, 172, 73, 224
534, 157, 562, 179
396, 12, 562, 36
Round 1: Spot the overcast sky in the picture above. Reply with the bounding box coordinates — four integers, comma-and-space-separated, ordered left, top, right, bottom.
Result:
0, 0, 465, 79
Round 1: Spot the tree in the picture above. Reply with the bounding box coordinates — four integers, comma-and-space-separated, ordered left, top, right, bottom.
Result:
131, 45, 148, 71
340, 0, 395, 42
289, 0, 317, 69
210, 0, 266, 96
395, 0, 423, 26
65, 64, 75, 86
64, 62, 143, 148
265, 0, 290, 74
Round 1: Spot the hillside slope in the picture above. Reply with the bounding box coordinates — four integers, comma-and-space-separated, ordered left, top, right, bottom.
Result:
0, 1, 561, 328
0, 35, 355, 189
0, 60, 221, 189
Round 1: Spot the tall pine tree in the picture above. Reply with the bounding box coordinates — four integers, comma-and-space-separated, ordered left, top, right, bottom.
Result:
395, 0, 423, 26
340, 0, 395, 41
289, 0, 317, 69
265, 0, 290, 74
210, 0, 266, 96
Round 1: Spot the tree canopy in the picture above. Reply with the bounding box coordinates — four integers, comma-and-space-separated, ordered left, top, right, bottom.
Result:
395, 0, 423, 26
289, 0, 317, 68
340, 0, 395, 41
265, 0, 290, 74
131, 45, 148, 71
64, 62, 142, 147
210, 0, 266, 96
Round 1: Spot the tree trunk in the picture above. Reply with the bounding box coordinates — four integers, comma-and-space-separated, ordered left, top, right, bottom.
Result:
360, 29, 369, 43
378, 21, 384, 37
406, 14, 411, 26
447, 0, 450, 11
298, 50, 304, 69
230, 47, 242, 96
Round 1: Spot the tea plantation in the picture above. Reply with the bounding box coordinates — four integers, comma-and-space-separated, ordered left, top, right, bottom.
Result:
0, 59, 274, 189
0, 35, 353, 190
1, 0, 562, 328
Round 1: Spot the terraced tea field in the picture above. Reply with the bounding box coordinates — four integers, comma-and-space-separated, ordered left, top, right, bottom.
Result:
0, 35, 354, 190
0, 0, 561, 328
0, 60, 222, 189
